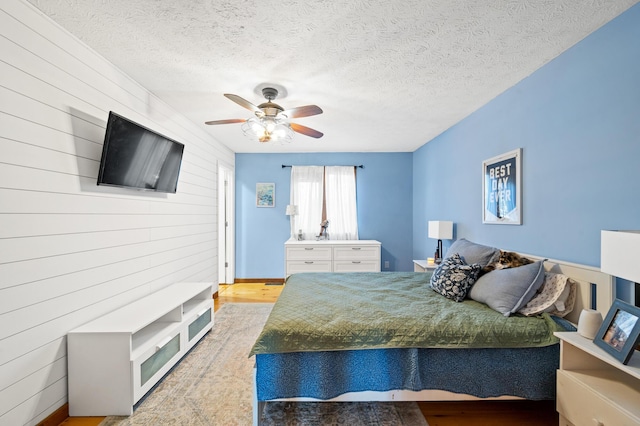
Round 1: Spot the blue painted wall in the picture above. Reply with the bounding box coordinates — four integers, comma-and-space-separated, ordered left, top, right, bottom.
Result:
235, 5, 640, 293
235, 152, 413, 278
413, 5, 640, 278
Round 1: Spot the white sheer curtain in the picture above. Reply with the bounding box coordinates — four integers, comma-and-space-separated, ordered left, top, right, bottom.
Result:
325, 166, 358, 240
290, 166, 324, 240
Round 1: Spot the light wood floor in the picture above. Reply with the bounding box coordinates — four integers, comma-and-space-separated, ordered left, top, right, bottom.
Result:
58, 283, 558, 426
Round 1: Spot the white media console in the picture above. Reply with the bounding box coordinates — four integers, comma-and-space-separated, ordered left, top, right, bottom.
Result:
67, 282, 214, 416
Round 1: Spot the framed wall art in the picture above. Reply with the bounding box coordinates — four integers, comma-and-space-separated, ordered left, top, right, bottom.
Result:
482, 148, 522, 225
256, 182, 275, 207
594, 299, 640, 365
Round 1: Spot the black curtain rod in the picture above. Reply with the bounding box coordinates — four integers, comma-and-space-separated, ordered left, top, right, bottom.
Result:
282, 164, 364, 169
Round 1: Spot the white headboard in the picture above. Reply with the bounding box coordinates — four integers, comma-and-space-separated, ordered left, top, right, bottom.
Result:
519, 253, 614, 324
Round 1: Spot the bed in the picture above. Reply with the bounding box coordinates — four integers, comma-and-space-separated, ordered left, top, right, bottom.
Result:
250, 245, 614, 425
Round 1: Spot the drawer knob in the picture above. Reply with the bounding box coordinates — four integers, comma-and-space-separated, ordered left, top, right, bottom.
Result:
305, 261, 314, 264
304, 248, 314, 250
592, 420, 604, 426
352, 261, 361, 264
352, 247, 361, 250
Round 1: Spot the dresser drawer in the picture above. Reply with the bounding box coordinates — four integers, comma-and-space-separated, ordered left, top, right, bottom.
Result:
286, 246, 332, 261
286, 260, 332, 275
333, 260, 380, 273
333, 246, 379, 261
557, 370, 639, 426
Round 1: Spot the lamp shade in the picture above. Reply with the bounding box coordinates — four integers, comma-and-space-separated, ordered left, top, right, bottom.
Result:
428, 221, 453, 240
285, 205, 299, 216
601, 230, 640, 282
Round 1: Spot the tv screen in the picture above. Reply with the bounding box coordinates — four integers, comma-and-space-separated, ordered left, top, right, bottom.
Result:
97, 112, 184, 193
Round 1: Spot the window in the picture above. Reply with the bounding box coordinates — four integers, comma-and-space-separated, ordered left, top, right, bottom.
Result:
290, 166, 358, 240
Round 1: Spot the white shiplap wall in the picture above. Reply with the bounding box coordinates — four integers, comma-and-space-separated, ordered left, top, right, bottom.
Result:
0, 1, 234, 424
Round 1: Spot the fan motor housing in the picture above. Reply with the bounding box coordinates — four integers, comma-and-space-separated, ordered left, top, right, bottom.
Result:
257, 102, 284, 117
262, 87, 279, 100
258, 88, 283, 117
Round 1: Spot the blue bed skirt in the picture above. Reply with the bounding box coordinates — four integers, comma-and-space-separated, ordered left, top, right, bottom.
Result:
255, 344, 559, 401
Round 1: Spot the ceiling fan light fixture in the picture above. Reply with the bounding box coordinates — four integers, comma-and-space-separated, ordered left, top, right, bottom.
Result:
241, 117, 293, 144
206, 86, 322, 142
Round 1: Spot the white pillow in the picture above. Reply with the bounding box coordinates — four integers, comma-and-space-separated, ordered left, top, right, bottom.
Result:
548, 278, 577, 318
519, 272, 576, 317
543, 282, 571, 313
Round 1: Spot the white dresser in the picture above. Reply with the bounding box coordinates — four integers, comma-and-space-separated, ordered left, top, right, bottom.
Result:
285, 240, 381, 277
555, 331, 640, 426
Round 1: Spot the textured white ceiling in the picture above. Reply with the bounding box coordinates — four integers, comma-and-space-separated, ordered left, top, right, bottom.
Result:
28, 0, 638, 153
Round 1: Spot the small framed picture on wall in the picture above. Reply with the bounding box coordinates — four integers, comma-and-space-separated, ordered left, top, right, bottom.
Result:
482, 148, 522, 225
256, 182, 275, 207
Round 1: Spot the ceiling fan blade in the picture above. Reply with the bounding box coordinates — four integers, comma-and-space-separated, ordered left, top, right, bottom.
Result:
224, 94, 261, 113
291, 123, 323, 139
204, 118, 246, 125
279, 105, 323, 119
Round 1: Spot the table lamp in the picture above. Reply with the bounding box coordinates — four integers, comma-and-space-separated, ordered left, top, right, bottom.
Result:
285, 205, 299, 240
601, 230, 640, 307
428, 221, 453, 264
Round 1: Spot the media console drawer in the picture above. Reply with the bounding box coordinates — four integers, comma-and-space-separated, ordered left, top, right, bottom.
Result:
132, 328, 183, 403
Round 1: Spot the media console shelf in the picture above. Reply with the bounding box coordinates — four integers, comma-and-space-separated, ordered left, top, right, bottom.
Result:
555, 331, 640, 426
67, 282, 214, 416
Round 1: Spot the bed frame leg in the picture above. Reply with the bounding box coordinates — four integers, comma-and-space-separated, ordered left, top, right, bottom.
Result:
254, 401, 265, 426
253, 365, 264, 426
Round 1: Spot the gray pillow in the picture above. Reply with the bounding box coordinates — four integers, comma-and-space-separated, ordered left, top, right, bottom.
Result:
468, 260, 547, 316
445, 239, 500, 267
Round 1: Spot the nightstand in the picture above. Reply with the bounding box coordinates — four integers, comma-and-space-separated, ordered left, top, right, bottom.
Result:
413, 259, 438, 272
555, 331, 640, 425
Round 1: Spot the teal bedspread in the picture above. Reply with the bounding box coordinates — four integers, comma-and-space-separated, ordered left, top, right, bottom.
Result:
249, 272, 563, 356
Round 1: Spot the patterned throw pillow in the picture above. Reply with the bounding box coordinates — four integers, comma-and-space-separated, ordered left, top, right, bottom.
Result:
519, 272, 577, 317
430, 253, 482, 302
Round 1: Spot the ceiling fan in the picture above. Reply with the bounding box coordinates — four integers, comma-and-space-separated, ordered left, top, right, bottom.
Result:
205, 87, 323, 143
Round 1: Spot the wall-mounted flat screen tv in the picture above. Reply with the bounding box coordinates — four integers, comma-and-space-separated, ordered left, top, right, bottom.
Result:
97, 112, 184, 193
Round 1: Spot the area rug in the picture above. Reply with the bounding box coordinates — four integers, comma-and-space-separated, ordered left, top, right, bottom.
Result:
99, 302, 428, 426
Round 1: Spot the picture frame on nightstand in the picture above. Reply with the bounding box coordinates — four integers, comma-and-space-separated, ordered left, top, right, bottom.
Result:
594, 299, 640, 365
